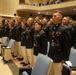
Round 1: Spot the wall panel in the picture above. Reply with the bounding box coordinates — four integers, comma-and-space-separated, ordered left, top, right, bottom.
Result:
0, 0, 19, 16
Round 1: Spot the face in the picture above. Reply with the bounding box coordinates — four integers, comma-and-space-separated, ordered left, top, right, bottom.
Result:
16, 17, 21, 24
42, 18, 47, 24
62, 17, 69, 25
23, 19, 26, 23
10, 20, 14, 25
52, 12, 62, 24
27, 19, 31, 25
34, 23, 41, 31
27, 18, 33, 26
35, 17, 40, 21
0, 23, 2, 27
5, 20, 9, 24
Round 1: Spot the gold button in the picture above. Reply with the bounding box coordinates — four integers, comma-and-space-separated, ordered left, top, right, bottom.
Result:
52, 36, 54, 37
51, 42, 54, 47
52, 31, 54, 34
52, 32, 54, 36
52, 45, 54, 47
54, 27, 56, 30
56, 24, 58, 26
52, 40, 53, 41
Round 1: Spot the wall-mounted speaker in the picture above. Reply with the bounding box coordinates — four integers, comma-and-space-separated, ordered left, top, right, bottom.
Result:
14, 13, 16, 16
30, 14, 33, 17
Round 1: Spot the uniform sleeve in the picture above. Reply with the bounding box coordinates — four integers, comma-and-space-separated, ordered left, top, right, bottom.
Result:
62, 28, 71, 61
40, 33, 48, 55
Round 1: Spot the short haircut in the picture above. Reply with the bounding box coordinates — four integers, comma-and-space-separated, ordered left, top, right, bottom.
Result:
13, 20, 15, 23
35, 21, 43, 26
53, 10, 63, 15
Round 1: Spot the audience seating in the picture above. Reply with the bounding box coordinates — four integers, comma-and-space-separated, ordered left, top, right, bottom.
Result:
62, 64, 70, 75
0, 37, 8, 44
46, 42, 50, 56
21, 53, 53, 75
66, 47, 76, 74
0, 37, 8, 54
69, 48, 76, 73
69, 48, 76, 67
1, 39, 15, 62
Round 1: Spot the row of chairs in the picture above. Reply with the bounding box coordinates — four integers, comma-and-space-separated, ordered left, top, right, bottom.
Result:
20, 47, 76, 75
20, 53, 71, 75
67, 47, 76, 75
0, 37, 76, 75
20, 49, 76, 75
0, 37, 53, 75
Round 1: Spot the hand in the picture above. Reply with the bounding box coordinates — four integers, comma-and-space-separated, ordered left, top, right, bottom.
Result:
32, 47, 34, 50
61, 60, 65, 64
